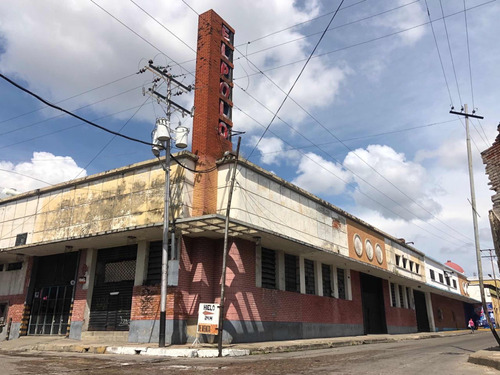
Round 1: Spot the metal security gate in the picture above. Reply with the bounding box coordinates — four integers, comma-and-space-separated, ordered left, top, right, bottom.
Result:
27, 252, 78, 336
360, 273, 387, 334
28, 286, 73, 335
88, 245, 137, 331
414, 290, 430, 332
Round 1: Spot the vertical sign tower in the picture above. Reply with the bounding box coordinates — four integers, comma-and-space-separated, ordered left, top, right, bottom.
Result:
192, 10, 235, 215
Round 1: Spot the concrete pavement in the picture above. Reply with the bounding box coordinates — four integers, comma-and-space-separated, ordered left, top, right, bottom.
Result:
0, 329, 499, 370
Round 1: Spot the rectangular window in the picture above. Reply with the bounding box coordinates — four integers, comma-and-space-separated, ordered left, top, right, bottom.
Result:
445, 276, 451, 286
337, 268, 346, 300
304, 259, 315, 295
285, 254, 299, 293
406, 287, 412, 309
415, 264, 420, 274
7, 262, 22, 271
261, 248, 277, 289
15, 233, 27, 246
395, 255, 401, 266
439, 273, 444, 283
409, 261, 414, 272
398, 285, 404, 307
0, 303, 7, 326
453, 279, 457, 289
322, 264, 332, 297
430, 269, 435, 280
146, 240, 171, 285
390, 283, 397, 307
402, 258, 407, 269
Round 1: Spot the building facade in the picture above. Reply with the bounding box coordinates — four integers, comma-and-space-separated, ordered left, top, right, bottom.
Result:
0, 9, 479, 344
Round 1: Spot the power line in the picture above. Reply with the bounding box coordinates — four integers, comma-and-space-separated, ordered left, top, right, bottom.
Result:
463, 0, 475, 110
95, 0, 479, 245
0, 72, 137, 126
0, 73, 153, 146
439, 0, 463, 106
248, 0, 346, 158
424, 0, 454, 106
234, 0, 368, 47
175, 0, 476, 244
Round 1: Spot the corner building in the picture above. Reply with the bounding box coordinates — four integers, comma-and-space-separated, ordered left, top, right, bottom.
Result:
0, 9, 478, 344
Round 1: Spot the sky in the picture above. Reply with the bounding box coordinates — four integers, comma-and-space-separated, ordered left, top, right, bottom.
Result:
1, 0, 499, 277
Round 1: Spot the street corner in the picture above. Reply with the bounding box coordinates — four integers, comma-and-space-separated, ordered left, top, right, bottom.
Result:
468, 347, 500, 371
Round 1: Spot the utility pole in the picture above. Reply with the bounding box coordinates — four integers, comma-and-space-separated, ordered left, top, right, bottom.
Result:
141, 61, 193, 347
450, 105, 500, 345
218, 137, 241, 357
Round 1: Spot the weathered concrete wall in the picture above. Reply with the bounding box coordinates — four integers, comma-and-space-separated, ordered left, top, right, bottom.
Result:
219, 163, 349, 256
385, 239, 425, 282
0, 157, 195, 249
0, 262, 27, 296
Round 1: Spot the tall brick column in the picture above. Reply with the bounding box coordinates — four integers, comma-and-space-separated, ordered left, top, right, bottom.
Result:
192, 10, 235, 215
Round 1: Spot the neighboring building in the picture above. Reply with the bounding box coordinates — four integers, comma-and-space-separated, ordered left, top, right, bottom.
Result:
468, 278, 499, 327
0, 9, 480, 344
481, 126, 500, 276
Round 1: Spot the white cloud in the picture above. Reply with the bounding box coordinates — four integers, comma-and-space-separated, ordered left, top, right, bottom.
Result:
292, 152, 352, 195
343, 144, 441, 221
0, 152, 87, 197
250, 136, 301, 166
370, 0, 427, 46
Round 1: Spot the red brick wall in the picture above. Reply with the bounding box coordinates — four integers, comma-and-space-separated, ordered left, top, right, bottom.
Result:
191, 10, 234, 216
177, 237, 364, 325
71, 250, 89, 322
1, 257, 34, 324
382, 280, 417, 327
431, 293, 466, 330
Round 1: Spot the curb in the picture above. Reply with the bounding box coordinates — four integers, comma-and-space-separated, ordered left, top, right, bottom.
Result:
468, 349, 500, 371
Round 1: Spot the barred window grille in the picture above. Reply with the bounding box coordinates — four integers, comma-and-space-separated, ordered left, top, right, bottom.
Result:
285, 254, 299, 293
399, 285, 404, 307
322, 264, 333, 297
261, 248, 276, 289
390, 283, 397, 307
304, 259, 315, 295
337, 268, 346, 300
104, 260, 136, 283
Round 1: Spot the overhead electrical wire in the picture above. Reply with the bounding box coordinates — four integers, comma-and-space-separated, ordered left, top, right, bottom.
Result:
248, 0, 346, 158
0, 72, 137, 126
438, 0, 463, 106
93, 0, 486, 245
0, 73, 153, 146
162, 0, 479, 244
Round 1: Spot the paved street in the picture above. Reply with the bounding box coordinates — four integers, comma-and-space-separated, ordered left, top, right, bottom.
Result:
1, 332, 499, 374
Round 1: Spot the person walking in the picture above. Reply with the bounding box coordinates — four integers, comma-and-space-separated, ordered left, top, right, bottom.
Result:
468, 318, 475, 333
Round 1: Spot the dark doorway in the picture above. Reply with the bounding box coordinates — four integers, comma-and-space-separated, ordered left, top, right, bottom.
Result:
414, 290, 430, 332
88, 245, 137, 331
28, 252, 78, 335
360, 273, 387, 334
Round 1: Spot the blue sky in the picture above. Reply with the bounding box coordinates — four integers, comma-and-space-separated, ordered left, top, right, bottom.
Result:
1, 0, 499, 276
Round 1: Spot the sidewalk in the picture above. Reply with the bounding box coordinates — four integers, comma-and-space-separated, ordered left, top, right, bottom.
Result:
0, 329, 498, 369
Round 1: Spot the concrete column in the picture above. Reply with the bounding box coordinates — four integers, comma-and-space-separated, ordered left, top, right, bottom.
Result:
425, 291, 436, 331
277, 250, 285, 291
135, 240, 148, 287
83, 248, 97, 331
315, 261, 322, 296
332, 266, 339, 298
346, 269, 352, 301
299, 256, 305, 294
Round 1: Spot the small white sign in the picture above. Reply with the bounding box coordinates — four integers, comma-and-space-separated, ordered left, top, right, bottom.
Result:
197, 303, 220, 335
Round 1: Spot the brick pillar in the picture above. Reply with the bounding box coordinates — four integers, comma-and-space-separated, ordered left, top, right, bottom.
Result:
192, 10, 235, 215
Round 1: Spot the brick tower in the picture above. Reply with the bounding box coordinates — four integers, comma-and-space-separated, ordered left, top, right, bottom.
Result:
191, 10, 235, 215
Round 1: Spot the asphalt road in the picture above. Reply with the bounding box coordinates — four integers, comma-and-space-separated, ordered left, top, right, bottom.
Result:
1, 332, 498, 374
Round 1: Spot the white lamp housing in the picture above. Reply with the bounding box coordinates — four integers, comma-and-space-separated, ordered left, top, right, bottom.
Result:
175, 126, 189, 149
